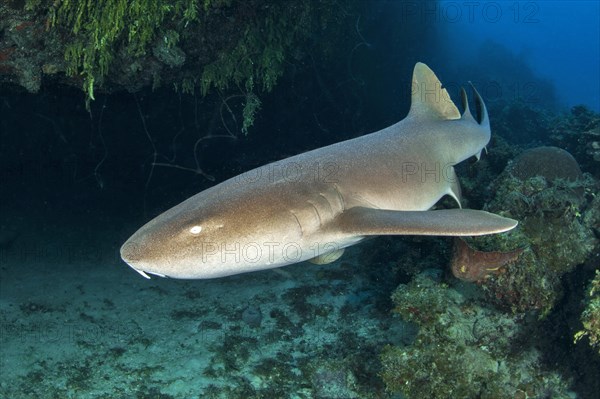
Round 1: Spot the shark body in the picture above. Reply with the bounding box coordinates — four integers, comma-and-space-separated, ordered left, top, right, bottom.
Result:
120, 63, 517, 279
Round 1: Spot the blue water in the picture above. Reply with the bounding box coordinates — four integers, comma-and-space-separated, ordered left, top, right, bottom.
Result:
439, 0, 600, 111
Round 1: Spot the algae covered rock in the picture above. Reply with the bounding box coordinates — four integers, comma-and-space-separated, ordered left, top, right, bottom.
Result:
575, 270, 600, 354
466, 148, 600, 315
381, 145, 599, 398
380, 273, 573, 398
508, 146, 583, 182
551, 106, 600, 177
0, 0, 360, 129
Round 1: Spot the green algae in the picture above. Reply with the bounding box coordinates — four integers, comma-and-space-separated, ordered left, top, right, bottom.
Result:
48, 0, 181, 101
381, 273, 574, 398
575, 270, 600, 354
29, 0, 354, 133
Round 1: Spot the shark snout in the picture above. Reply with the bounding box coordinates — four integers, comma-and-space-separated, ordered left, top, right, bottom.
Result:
120, 240, 143, 263
120, 240, 153, 278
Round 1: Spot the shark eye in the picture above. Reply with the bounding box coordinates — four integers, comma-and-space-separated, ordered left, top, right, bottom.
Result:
189, 225, 202, 235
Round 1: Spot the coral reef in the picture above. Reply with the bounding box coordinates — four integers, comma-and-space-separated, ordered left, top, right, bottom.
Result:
575, 270, 600, 354
0, 0, 359, 128
0, 1, 65, 92
380, 272, 573, 398
551, 106, 600, 177
491, 100, 554, 144
485, 103, 599, 180
359, 141, 597, 398
466, 148, 599, 315
508, 146, 583, 182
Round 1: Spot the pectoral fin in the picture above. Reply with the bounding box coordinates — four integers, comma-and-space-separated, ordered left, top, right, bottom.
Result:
335, 207, 517, 237
308, 248, 345, 265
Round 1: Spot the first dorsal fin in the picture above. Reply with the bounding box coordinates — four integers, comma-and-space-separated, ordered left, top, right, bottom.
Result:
408, 62, 461, 121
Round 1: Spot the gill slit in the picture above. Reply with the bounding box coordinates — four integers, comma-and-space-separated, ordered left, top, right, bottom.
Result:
307, 200, 322, 227
332, 183, 346, 212
290, 210, 303, 237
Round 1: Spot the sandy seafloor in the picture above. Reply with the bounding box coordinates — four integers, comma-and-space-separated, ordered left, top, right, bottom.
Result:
0, 207, 412, 398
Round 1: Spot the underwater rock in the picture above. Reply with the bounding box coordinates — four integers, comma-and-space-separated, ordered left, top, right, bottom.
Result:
575, 270, 600, 354
550, 106, 600, 177
152, 32, 186, 68
0, 0, 360, 115
380, 272, 573, 398
583, 192, 600, 238
508, 146, 583, 182
469, 154, 599, 314
492, 100, 553, 145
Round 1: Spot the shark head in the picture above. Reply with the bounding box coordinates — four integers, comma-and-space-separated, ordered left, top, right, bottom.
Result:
120, 187, 306, 279
120, 201, 207, 279
120, 209, 236, 279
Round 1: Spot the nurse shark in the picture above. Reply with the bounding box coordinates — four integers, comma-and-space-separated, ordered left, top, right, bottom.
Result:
120, 62, 517, 279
